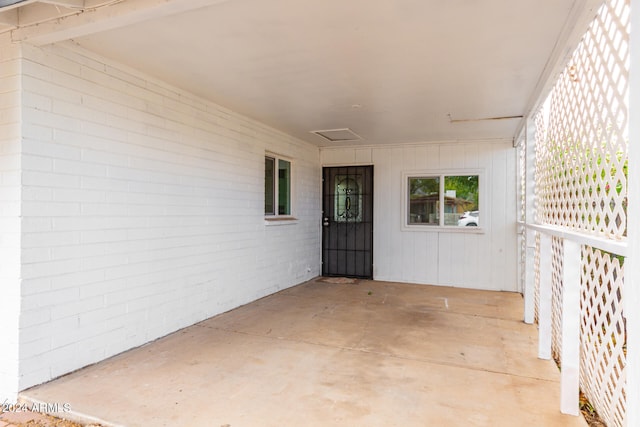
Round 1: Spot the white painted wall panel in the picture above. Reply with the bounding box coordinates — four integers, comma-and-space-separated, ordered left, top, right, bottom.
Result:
17, 42, 321, 390
0, 34, 22, 402
321, 141, 518, 291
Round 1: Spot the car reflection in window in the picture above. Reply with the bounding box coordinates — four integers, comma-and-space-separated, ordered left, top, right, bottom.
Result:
458, 210, 479, 227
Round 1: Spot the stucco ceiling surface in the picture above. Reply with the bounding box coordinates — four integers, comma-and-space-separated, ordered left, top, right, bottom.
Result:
73, 0, 578, 146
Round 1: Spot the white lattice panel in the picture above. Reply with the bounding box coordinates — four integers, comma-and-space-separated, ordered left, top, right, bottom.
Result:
533, 108, 546, 325
519, 144, 527, 297
551, 236, 564, 363
534, 110, 547, 225
530, 0, 629, 424
535, 0, 629, 240
534, 232, 540, 324
580, 246, 626, 427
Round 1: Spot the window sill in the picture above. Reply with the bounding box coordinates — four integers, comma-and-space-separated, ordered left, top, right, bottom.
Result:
402, 225, 485, 234
265, 216, 299, 226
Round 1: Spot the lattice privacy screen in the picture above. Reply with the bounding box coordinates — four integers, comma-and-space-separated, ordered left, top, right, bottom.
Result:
534, 233, 540, 324
530, 1, 629, 426
551, 236, 564, 363
580, 246, 626, 427
535, 0, 629, 240
518, 144, 527, 298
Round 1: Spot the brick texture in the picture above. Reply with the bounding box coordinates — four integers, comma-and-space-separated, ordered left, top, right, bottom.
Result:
17, 41, 321, 390
0, 33, 22, 403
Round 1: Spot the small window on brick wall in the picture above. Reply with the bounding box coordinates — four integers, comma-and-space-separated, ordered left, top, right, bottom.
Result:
265, 155, 291, 216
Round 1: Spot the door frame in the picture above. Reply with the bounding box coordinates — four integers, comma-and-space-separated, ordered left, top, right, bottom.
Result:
321, 165, 374, 279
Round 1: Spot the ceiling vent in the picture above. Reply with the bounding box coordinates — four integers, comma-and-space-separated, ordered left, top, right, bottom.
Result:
310, 128, 362, 142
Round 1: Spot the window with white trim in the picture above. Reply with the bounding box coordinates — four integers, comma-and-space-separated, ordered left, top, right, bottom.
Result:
265, 155, 291, 216
405, 172, 480, 228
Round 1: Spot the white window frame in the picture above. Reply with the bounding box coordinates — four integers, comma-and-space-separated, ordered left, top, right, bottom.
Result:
265, 153, 295, 222
402, 169, 485, 233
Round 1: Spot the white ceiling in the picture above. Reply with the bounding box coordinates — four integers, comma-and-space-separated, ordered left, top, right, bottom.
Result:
7, 0, 597, 146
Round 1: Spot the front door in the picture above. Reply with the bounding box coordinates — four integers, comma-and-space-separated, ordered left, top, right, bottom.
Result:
322, 166, 373, 278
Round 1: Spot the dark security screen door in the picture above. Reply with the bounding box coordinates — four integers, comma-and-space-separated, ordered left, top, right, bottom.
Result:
322, 166, 373, 278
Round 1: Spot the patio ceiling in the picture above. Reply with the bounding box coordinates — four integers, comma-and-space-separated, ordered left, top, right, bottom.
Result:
3, 0, 602, 146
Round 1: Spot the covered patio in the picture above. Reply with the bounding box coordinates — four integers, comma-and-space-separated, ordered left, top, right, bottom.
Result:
1, 0, 638, 426
20, 278, 585, 426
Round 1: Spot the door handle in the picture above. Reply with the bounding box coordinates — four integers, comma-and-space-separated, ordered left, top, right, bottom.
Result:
323, 217, 330, 227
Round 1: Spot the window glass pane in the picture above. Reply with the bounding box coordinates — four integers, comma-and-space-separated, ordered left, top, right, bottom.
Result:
408, 177, 439, 224
334, 174, 363, 222
265, 157, 275, 215
444, 175, 479, 226
278, 159, 291, 215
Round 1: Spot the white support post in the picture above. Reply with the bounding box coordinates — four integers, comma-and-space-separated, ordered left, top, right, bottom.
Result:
538, 232, 552, 360
524, 228, 537, 324
524, 118, 537, 324
560, 239, 581, 416
625, 1, 640, 425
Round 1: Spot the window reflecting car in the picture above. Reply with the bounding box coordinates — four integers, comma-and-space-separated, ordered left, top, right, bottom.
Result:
458, 210, 479, 226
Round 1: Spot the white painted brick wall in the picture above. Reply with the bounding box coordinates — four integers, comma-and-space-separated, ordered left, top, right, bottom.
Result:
17, 41, 321, 390
0, 34, 22, 402
321, 141, 517, 292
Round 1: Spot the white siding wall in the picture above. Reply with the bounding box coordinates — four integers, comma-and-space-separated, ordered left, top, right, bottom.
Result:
321, 141, 518, 291
17, 42, 321, 390
0, 34, 22, 402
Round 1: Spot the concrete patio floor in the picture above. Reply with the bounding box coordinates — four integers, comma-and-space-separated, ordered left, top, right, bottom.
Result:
20, 278, 587, 427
